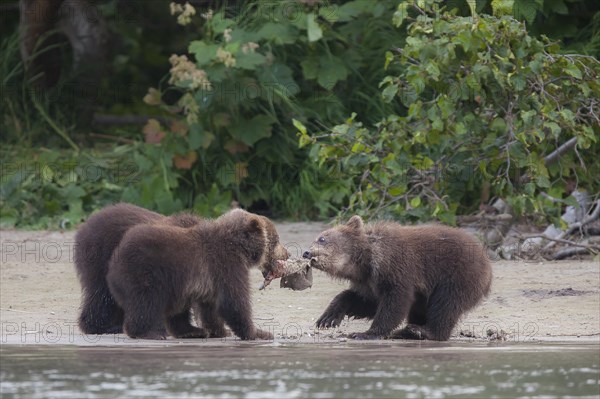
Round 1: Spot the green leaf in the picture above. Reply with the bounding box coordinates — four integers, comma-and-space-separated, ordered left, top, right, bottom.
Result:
258, 63, 299, 97
491, 118, 507, 133
544, 122, 561, 138
317, 56, 349, 90
189, 41, 219, 66
492, 0, 514, 16
521, 110, 537, 125
388, 186, 406, 197
510, 74, 526, 91
381, 85, 398, 103
301, 58, 319, 80
189, 124, 215, 150
564, 195, 580, 208
256, 23, 297, 44
425, 61, 441, 80
293, 119, 307, 135
559, 109, 575, 123
564, 63, 582, 80
536, 175, 551, 188
547, 0, 568, 15
307, 13, 323, 42
210, 13, 234, 33
393, 3, 409, 27
514, 0, 538, 24
410, 196, 422, 208
351, 142, 366, 153
61, 185, 86, 201
228, 115, 274, 146
336, 0, 373, 22
384, 51, 394, 70
235, 52, 267, 70
454, 122, 467, 135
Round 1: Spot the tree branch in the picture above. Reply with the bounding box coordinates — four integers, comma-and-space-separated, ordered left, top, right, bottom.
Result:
553, 247, 598, 260
544, 137, 577, 167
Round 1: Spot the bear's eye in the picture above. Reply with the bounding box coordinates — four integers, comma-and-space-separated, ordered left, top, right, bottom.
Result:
317, 236, 326, 244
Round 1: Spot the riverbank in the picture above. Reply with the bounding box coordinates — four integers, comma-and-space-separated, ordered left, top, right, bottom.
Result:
1, 224, 598, 345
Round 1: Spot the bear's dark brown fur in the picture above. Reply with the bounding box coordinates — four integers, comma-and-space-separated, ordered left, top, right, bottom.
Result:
74, 203, 203, 335
303, 216, 492, 341
107, 208, 289, 340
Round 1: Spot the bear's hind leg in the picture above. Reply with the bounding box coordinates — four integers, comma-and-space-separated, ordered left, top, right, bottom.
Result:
78, 288, 124, 334
121, 297, 168, 340
167, 308, 208, 339
393, 285, 462, 341
406, 292, 428, 326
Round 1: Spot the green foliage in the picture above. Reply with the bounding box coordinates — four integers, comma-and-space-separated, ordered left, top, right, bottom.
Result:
2, 0, 599, 226
136, 0, 404, 218
301, 0, 600, 224
0, 146, 131, 229
480, 0, 600, 57
1, 29, 81, 148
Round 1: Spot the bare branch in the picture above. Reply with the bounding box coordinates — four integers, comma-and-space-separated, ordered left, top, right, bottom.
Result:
544, 137, 577, 167
553, 247, 598, 260
519, 234, 600, 252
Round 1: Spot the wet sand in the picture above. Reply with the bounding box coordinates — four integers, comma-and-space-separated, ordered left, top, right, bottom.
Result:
1, 223, 599, 345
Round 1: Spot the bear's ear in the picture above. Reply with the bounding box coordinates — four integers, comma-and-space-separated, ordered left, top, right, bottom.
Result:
244, 216, 263, 234
346, 215, 364, 230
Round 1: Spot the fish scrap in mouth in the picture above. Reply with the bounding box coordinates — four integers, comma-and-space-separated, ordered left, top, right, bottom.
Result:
259, 258, 312, 290
259, 260, 285, 290
308, 258, 322, 270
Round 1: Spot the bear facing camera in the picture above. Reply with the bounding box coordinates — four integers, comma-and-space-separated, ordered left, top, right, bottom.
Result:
303, 215, 492, 341
107, 208, 290, 340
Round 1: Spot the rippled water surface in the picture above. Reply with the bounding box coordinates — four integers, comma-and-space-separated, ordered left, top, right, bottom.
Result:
1, 342, 599, 398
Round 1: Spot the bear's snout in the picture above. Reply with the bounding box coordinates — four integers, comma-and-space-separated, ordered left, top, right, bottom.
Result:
302, 250, 311, 259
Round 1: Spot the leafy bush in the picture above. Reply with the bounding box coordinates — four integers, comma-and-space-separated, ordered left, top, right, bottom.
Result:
481, 0, 600, 58
133, 0, 404, 218
2, 0, 598, 227
0, 146, 134, 228
299, 0, 600, 224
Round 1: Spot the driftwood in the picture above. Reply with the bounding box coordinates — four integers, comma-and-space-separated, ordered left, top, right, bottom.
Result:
456, 213, 513, 224
508, 199, 600, 260
543, 199, 600, 251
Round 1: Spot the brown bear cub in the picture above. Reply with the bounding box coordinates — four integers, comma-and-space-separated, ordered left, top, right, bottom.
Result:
303, 216, 492, 341
74, 203, 202, 335
107, 208, 289, 340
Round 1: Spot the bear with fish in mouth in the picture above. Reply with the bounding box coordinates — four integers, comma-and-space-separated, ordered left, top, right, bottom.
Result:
107, 208, 290, 340
74, 203, 204, 335
303, 216, 492, 341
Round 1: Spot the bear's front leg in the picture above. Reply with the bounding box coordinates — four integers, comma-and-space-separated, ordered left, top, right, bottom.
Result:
193, 301, 230, 338
217, 285, 273, 340
317, 290, 376, 329
350, 290, 411, 340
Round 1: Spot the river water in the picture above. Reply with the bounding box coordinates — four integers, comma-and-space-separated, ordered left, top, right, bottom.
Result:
1, 342, 598, 398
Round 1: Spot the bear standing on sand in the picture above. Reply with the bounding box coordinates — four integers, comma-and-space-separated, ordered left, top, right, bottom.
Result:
303, 216, 492, 341
74, 203, 202, 335
107, 208, 289, 340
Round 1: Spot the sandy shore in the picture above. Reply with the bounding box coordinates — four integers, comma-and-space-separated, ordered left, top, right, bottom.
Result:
1, 223, 599, 345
